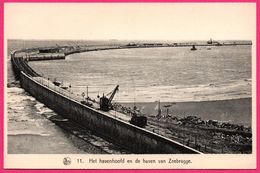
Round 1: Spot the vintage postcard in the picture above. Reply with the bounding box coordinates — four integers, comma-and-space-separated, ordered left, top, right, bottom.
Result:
3, 2, 257, 169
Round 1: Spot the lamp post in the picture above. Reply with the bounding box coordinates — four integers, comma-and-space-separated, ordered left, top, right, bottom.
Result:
114, 106, 116, 118
69, 84, 71, 98
86, 86, 88, 103
82, 92, 85, 101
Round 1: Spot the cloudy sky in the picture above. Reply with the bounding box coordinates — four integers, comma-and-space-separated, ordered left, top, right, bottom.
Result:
5, 3, 256, 40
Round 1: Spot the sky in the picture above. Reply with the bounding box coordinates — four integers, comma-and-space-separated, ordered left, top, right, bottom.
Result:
5, 3, 256, 41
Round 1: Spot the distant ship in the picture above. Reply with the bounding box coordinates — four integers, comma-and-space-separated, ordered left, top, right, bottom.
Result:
207, 38, 221, 46
207, 38, 213, 44
191, 45, 197, 51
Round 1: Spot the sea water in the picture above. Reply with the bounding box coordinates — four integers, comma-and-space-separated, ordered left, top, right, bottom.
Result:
7, 40, 252, 153
29, 46, 251, 103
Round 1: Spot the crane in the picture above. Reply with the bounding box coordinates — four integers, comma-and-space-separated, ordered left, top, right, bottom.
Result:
100, 85, 119, 111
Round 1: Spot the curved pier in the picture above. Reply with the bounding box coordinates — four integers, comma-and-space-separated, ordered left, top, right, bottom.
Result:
11, 45, 203, 154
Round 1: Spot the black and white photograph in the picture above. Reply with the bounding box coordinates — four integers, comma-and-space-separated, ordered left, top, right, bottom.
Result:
4, 3, 256, 169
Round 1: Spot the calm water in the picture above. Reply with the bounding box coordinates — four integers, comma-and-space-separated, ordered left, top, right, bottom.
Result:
7, 40, 252, 154
29, 46, 251, 102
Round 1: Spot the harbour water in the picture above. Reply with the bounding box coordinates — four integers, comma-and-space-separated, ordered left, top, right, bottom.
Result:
29, 45, 251, 103
7, 40, 252, 154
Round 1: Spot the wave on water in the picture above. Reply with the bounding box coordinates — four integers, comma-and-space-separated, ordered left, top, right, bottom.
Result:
13, 106, 25, 111
7, 87, 25, 93
7, 87, 36, 103
8, 130, 51, 137
7, 81, 20, 88
115, 78, 252, 103
34, 102, 54, 115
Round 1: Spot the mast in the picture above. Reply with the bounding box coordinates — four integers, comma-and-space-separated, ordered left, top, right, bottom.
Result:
157, 100, 161, 119
86, 86, 88, 103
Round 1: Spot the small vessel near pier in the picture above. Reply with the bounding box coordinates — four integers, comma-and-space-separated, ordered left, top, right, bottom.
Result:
191, 45, 197, 51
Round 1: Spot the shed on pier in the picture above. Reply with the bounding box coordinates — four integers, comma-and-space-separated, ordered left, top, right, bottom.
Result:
39, 48, 60, 53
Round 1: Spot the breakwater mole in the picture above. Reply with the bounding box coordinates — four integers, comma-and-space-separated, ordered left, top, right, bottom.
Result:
11, 45, 202, 154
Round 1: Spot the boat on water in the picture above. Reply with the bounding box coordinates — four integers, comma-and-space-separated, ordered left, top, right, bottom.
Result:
207, 38, 213, 44
191, 45, 197, 51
